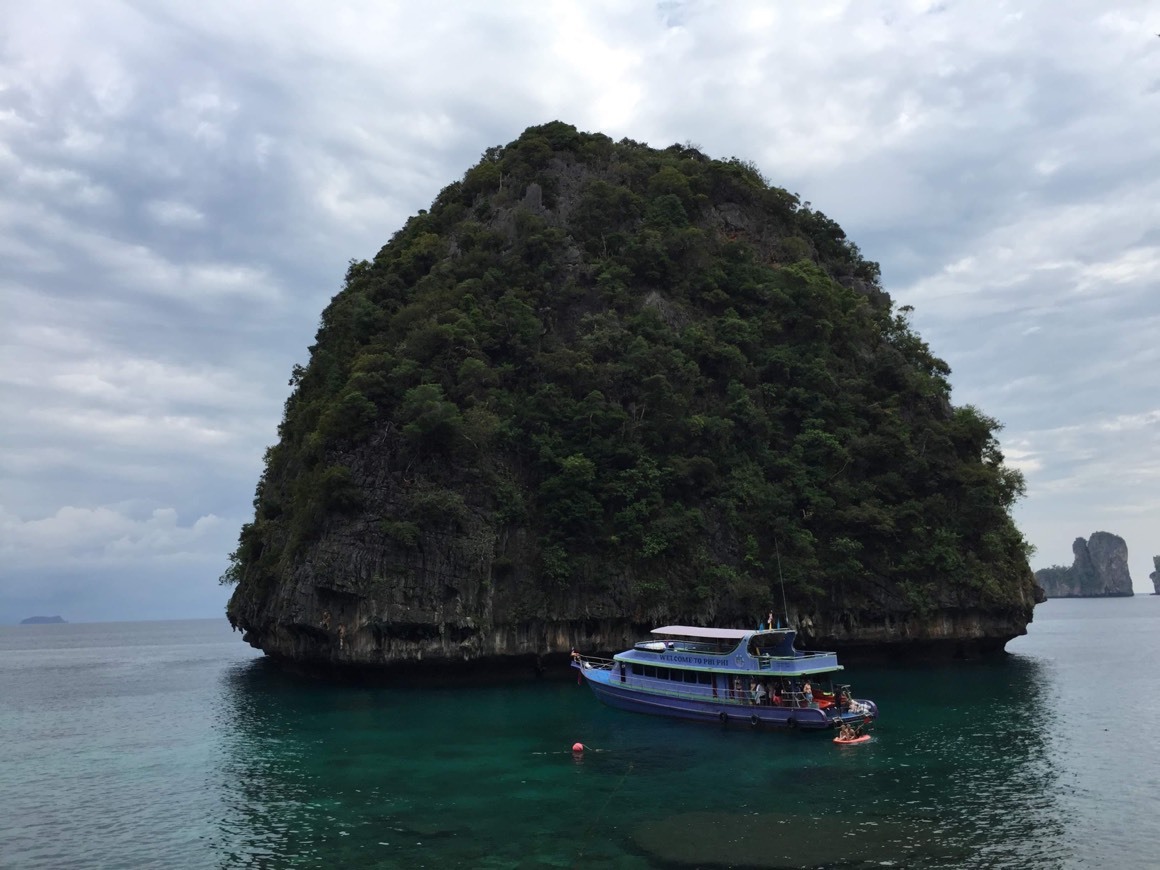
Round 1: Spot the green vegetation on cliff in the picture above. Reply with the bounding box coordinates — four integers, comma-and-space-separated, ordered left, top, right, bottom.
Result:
225, 122, 1033, 634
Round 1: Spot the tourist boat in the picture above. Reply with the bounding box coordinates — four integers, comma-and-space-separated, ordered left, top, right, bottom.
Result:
571, 625, 878, 731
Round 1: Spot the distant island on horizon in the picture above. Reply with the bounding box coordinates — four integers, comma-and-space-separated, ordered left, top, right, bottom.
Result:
1035, 532, 1134, 598
19, 615, 67, 625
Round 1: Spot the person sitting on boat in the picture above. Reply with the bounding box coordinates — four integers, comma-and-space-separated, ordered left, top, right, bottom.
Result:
771, 686, 782, 706
802, 680, 813, 708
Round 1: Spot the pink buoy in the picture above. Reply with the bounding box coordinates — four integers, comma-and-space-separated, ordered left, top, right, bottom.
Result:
572, 742, 584, 752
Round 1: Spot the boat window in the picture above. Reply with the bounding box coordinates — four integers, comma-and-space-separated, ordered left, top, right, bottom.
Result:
631, 664, 642, 675
684, 670, 698, 683
698, 672, 712, 684
644, 666, 656, 678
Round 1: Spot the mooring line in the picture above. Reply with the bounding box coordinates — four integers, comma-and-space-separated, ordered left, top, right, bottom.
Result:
575, 760, 635, 862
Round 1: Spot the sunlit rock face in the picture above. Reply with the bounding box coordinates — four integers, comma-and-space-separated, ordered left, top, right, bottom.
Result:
1035, 532, 1134, 598
1150, 556, 1159, 595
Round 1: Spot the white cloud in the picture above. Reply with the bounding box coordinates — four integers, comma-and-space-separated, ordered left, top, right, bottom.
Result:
1076, 247, 1160, 292
902, 191, 1160, 316
160, 87, 239, 145
146, 199, 204, 226
1098, 410, 1160, 433
17, 165, 112, 206
0, 504, 226, 570
1001, 443, 1043, 476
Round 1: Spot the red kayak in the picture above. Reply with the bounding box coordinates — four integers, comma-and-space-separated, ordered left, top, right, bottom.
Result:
833, 734, 871, 745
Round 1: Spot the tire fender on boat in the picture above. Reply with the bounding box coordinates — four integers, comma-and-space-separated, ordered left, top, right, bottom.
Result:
786, 716, 796, 729
719, 711, 728, 725
749, 713, 760, 728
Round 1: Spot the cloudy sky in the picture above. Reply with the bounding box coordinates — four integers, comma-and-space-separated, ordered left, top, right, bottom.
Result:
2, 0, 1157, 624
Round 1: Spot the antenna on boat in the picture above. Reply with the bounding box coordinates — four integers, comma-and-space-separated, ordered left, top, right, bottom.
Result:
775, 539, 790, 629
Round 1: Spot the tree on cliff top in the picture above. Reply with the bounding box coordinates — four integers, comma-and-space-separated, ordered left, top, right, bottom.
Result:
225, 121, 1034, 631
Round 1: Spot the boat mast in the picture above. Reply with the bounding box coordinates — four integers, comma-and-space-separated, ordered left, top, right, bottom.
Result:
774, 539, 790, 629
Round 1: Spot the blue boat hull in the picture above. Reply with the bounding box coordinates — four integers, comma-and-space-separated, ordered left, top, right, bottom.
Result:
578, 665, 874, 731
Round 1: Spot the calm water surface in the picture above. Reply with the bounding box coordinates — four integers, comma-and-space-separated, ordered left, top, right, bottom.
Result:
1, 598, 1157, 868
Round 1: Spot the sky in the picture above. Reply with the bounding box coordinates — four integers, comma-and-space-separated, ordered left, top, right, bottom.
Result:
2, 1, 1157, 624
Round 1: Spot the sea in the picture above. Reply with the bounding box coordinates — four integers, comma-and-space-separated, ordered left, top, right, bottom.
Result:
1, 598, 1157, 869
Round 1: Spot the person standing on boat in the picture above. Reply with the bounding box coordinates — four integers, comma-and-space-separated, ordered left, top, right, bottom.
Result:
803, 680, 813, 708
753, 680, 767, 706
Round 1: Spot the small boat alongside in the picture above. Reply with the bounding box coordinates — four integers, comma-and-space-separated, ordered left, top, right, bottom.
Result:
571, 625, 877, 732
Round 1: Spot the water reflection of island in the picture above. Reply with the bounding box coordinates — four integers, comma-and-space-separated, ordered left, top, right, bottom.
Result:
889, 654, 1067, 865
632, 654, 1067, 867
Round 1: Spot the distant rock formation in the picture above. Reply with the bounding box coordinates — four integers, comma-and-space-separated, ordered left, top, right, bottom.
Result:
19, 615, 66, 624
1151, 556, 1159, 595
1034, 532, 1134, 598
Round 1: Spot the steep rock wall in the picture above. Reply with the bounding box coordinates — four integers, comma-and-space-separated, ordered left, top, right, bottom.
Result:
230, 502, 1039, 674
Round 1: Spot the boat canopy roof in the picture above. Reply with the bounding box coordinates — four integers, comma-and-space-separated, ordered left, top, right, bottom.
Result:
650, 625, 771, 640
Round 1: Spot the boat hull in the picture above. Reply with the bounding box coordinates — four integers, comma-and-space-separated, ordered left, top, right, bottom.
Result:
579, 666, 871, 731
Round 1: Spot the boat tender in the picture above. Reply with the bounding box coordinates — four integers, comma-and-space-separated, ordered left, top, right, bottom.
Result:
571, 625, 878, 731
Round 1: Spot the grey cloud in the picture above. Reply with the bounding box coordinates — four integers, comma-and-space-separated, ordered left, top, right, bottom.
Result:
2, 0, 1157, 621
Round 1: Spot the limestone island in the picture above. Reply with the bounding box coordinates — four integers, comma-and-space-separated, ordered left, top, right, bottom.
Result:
1035, 532, 1134, 598
1151, 556, 1159, 595
223, 122, 1040, 677
20, 615, 67, 624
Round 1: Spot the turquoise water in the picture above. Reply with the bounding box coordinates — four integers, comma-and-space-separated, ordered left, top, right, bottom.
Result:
1, 599, 1157, 868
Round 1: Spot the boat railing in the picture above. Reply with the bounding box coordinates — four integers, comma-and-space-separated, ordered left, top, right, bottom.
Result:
592, 677, 830, 710
671, 641, 737, 655
574, 655, 615, 671
756, 651, 835, 662
754, 651, 838, 671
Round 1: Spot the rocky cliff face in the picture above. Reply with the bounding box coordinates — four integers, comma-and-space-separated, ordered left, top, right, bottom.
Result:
229, 521, 1040, 674
1151, 556, 1159, 595
225, 123, 1039, 674
1034, 532, 1134, 598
